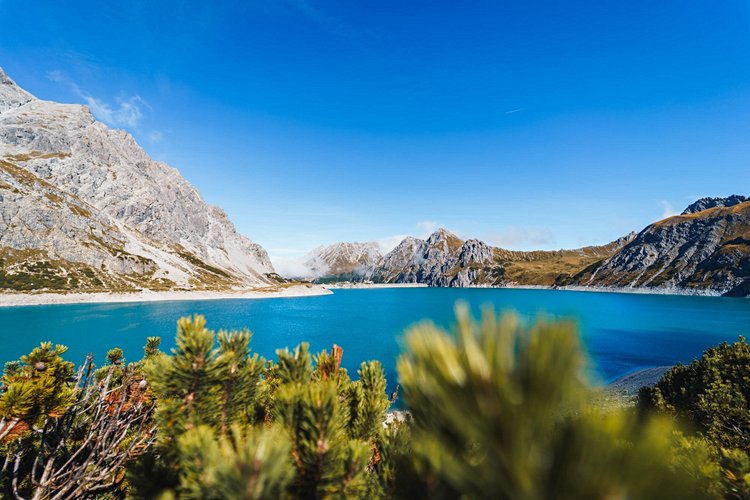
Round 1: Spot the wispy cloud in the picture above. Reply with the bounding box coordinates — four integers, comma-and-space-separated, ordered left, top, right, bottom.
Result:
283, 0, 359, 37
47, 70, 146, 128
271, 220, 450, 277
375, 221, 443, 253
271, 255, 316, 278
267, 247, 312, 278
416, 220, 439, 236
504, 108, 525, 115
659, 200, 678, 219
147, 130, 164, 144
376, 234, 409, 253
485, 226, 555, 249
88, 95, 144, 128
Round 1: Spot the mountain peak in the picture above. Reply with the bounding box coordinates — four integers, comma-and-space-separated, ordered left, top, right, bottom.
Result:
0, 67, 36, 113
427, 227, 460, 242
681, 195, 748, 215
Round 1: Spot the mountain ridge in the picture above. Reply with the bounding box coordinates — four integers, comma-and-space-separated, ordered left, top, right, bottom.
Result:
293, 197, 749, 297
568, 198, 750, 296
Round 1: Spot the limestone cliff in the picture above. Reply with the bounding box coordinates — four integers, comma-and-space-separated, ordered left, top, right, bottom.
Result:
0, 68, 277, 292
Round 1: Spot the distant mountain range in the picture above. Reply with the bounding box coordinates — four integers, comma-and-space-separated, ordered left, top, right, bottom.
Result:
298, 196, 750, 297
0, 68, 280, 292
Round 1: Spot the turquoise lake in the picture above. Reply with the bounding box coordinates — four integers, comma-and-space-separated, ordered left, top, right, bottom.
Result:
1, 288, 749, 387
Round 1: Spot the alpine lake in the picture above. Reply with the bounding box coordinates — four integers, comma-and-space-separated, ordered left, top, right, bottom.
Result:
2, 288, 749, 392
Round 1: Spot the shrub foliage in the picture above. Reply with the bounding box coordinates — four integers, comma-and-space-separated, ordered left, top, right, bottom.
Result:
639, 337, 750, 498
0, 306, 743, 498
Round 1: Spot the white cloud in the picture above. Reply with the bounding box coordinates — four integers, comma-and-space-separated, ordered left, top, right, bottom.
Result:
147, 130, 164, 144
268, 247, 313, 279
659, 200, 678, 219
271, 255, 315, 279
47, 70, 146, 128
485, 226, 555, 249
415, 220, 438, 237
47, 70, 64, 83
375, 221, 444, 253
376, 234, 409, 253
84, 94, 144, 128
270, 219, 441, 277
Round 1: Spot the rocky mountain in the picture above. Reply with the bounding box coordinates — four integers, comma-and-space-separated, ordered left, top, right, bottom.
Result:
364, 228, 633, 288
301, 197, 750, 297
567, 197, 750, 296
681, 195, 747, 215
0, 68, 279, 292
300, 242, 382, 282
290, 193, 750, 297
367, 229, 501, 286
286, 227, 630, 288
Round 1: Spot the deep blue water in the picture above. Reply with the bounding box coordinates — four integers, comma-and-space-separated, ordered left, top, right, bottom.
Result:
1, 288, 749, 387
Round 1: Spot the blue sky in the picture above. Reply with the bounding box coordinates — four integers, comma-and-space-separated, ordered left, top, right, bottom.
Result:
1, 1, 750, 271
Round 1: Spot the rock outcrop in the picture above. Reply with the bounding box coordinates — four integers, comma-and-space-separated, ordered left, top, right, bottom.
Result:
681, 195, 747, 215
368, 229, 503, 287
0, 68, 277, 292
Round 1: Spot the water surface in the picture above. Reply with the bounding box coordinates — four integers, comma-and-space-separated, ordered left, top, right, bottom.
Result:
2, 288, 748, 386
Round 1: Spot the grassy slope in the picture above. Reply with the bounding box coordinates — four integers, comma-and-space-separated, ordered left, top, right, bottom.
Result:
493, 240, 627, 286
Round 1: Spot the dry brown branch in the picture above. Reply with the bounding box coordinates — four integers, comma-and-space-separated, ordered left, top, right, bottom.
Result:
2, 355, 156, 499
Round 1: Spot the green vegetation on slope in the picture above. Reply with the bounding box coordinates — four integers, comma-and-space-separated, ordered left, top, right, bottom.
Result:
0, 247, 176, 293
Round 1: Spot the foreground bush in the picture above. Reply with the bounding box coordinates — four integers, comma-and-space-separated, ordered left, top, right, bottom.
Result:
0, 342, 156, 498
639, 337, 750, 498
398, 306, 707, 499
0, 307, 725, 498
126, 315, 392, 498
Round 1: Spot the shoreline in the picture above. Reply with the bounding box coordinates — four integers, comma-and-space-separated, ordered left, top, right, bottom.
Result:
322, 281, 736, 298
0, 284, 332, 308
606, 366, 671, 395
0, 281, 741, 308
323, 282, 428, 290
480, 283, 727, 297
554, 284, 725, 298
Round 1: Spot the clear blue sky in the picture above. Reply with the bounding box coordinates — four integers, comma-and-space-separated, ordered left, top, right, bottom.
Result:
1, 1, 749, 269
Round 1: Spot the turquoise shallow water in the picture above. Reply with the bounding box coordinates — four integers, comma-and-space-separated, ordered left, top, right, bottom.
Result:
1, 288, 749, 387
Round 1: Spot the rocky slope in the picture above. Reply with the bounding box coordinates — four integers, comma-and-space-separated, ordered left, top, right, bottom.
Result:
285, 227, 632, 288
368, 229, 500, 286
0, 68, 279, 292
299, 242, 382, 282
364, 228, 633, 288
567, 197, 750, 296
